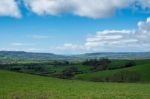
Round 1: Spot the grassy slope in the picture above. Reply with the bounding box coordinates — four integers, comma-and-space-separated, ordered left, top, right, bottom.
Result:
108, 59, 150, 69
75, 62, 150, 82
0, 70, 150, 99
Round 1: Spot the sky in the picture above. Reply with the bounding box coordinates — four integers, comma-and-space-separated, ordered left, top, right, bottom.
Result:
0, 0, 150, 54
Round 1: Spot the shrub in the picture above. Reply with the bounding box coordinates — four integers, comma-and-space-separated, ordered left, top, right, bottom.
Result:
124, 60, 136, 68
61, 67, 79, 79
53, 60, 70, 66
93, 58, 111, 71
82, 58, 111, 71
108, 70, 141, 82
10, 67, 21, 71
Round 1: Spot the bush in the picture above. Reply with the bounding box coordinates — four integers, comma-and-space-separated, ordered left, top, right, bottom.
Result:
10, 67, 21, 71
109, 70, 141, 82
53, 60, 70, 66
61, 67, 79, 79
93, 58, 111, 71
124, 60, 136, 68
82, 58, 111, 71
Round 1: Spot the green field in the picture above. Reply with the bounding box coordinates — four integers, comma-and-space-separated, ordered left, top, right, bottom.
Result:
0, 70, 150, 99
75, 60, 150, 82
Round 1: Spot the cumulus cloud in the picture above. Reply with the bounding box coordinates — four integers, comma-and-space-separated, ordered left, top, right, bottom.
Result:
85, 30, 136, 50
136, 17, 150, 44
0, 0, 150, 18
23, 0, 150, 18
84, 17, 150, 52
24, 0, 134, 18
139, 0, 150, 8
0, 0, 21, 17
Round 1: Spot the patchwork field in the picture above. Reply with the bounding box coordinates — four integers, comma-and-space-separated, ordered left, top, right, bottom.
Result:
0, 70, 150, 99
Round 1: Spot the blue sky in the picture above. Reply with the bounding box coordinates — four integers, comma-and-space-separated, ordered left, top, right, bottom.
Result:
0, 0, 150, 54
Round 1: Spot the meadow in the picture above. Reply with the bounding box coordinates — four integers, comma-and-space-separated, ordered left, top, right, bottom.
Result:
0, 70, 150, 99
75, 60, 150, 82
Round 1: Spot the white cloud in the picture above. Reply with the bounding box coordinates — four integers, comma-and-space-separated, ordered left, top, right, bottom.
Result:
85, 30, 136, 48
23, 0, 150, 18
0, 0, 150, 18
0, 47, 44, 52
139, 0, 150, 8
52, 43, 84, 51
0, 0, 21, 17
137, 17, 150, 43
84, 17, 150, 52
11, 42, 34, 46
24, 0, 134, 18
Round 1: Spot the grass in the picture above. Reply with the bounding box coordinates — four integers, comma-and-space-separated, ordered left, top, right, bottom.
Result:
0, 70, 150, 99
75, 61, 150, 82
108, 59, 150, 69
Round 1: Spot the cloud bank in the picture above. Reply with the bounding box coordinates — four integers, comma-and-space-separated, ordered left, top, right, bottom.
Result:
0, 0, 150, 18
52, 17, 150, 53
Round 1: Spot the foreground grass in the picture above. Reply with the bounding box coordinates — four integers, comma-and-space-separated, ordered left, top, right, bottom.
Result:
0, 70, 150, 99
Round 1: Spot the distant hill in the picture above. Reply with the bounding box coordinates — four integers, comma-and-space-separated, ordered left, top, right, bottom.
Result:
0, 51, 67, 63
75, 52, 150, 59
0, 51, 150, 63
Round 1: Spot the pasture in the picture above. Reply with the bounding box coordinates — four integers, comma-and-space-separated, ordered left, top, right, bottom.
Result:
0, 70, 150, 99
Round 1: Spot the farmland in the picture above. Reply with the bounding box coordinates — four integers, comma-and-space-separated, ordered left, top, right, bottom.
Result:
1, 70, 150, 99
0, 52, 150, 99
75, 60, 150, 82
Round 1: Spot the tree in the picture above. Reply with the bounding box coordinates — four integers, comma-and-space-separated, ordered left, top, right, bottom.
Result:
82, 58, 111, 71
124, 60, 136, 68
109, 70, 141, 82
93, 58, 111, 71
62, 67, 79, 79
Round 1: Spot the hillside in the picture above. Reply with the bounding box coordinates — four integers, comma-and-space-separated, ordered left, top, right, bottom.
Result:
75, 52, 150, 59
75, 61, 150, 82
0, 51, 67, 63
0, 70, 150, 99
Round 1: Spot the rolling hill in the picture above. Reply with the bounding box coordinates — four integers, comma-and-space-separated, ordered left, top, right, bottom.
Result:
0, 70, 150, 99
0, 51, 150, 63
75, 61, 150, 82
75, 52, 150, 59
0, 51, 67, 63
